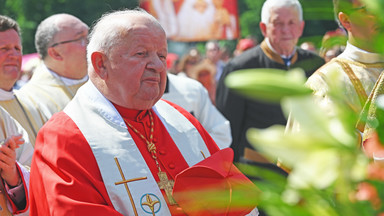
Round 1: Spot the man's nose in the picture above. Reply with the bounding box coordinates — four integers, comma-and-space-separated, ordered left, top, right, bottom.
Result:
8, 49, 22, 58
281, 23, 290, 33
147, 55, 166, 72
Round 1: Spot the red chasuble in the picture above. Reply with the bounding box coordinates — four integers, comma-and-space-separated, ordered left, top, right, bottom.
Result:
29, 100, 220, 216
114, 102, 220, 215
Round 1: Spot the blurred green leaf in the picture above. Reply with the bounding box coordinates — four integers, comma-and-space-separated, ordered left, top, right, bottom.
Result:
225, 68, 312, 103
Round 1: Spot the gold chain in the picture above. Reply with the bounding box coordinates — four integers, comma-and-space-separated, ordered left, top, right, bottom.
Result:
124, 110, 177, 205
124, 110, 161, 171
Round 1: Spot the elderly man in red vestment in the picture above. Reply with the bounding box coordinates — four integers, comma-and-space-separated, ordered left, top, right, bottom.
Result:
29, 9, 258, 216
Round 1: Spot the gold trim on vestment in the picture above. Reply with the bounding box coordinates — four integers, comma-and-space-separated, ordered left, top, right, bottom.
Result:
334, 59, 368, 107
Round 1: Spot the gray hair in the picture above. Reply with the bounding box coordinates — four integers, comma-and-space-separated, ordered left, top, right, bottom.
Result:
35, 14, 66, 59
261, 0, 303, 24
87, 8, 161, 67
205, 40, 219, 50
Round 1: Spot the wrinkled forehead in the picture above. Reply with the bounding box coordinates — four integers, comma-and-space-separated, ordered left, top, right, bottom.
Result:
0, 29, 21, 44
123, 22, 166, 47
109, 22, 167, 53
106, 14, 165, 38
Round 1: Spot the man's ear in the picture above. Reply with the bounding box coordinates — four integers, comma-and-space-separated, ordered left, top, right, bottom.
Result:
338, 12, 351, 32
91, 51, 108, 80
47, 47, 63, 61
259, 22, 267, 37
298, 20, 305, 37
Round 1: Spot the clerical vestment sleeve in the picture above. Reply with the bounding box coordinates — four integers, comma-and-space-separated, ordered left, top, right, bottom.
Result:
29, 112, 123, 216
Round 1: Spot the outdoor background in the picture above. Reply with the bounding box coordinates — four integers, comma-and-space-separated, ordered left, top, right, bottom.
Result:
0, 0, 339, 56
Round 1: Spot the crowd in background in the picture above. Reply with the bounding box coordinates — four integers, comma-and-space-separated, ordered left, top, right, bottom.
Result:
20, 28, 347, 106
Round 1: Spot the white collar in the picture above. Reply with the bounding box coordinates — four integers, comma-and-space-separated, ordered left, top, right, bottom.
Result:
68, 81, 160, 129
0, 88, 14, 101
44, 64, 89, 86
338, 42, 384, 64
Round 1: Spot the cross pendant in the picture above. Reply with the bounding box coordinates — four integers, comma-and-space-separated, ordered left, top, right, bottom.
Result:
157, 171, 177, 205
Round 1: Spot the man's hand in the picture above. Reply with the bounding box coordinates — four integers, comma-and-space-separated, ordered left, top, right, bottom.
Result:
0, 135, 24, 187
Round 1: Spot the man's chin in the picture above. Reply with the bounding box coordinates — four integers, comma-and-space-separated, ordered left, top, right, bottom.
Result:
4, 70, 21, 79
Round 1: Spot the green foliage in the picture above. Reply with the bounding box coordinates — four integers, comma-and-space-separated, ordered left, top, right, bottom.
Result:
373, 97, 384, 144
0, 0, 139, 54
362, 0, 384, 54
238, 0, 263, 40
226, 67, 383, 215
225, 68, 312, 103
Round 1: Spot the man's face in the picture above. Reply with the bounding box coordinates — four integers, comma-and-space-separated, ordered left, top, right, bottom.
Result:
50, 18, 88, 79
104, 21, 168, 110
346, 0, 381, 51
206, 44, 221, 63
0, 29, 22, 91
262, 6, 304, 55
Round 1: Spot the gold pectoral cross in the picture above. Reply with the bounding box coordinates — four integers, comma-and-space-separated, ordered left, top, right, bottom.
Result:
157, 171, 177, 205
114, 157, 147, 216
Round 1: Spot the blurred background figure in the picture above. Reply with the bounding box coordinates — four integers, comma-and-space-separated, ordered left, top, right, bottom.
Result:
216, 0, 325, 183
151, 0, 178, 38
220, 46, 232, 63
163, 73, 232, 149
177, 47, 201, 77
177, 0, 215, 40
233, 38, 257, 57
205, 40, 226, 82
211, 0, 235, 39
299, 41, 317, 53
14, 53, 41, 89
188, 59, 217, 104
166, 52, 179, 74
19, 13, 89, 119
319, 28, 347, 62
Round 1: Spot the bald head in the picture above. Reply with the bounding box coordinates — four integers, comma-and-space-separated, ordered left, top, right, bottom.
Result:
87, 9, 163, 66
35, 13, 88, 59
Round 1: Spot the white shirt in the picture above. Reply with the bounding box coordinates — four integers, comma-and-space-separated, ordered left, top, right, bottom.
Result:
162, 74, 232, 149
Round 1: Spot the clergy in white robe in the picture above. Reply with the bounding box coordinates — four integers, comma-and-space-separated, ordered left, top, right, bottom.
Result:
18, 64, 88, 119
298, 0, 384, 129
0, 89, 47, 147
306, 42, 384, 116
18, 13, 89, 119
0, 15, 47, 147
162, 73, 232, 149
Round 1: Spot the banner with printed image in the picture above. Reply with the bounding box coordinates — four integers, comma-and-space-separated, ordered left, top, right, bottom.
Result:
140, 0, 240, 41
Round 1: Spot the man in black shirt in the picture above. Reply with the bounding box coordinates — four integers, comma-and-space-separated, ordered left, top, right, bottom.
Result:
216, 0, 325, 172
